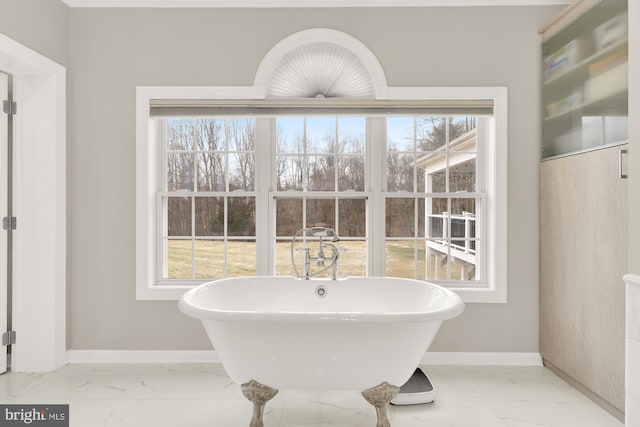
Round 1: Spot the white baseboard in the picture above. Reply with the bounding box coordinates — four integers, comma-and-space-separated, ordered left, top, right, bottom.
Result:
67, 350, 541, 366
421, 352, 542, 366
66, 350, 221, 364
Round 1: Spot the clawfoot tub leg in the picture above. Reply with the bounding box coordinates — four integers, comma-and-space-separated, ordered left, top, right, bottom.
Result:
361, 382, 400, 427
241, 380, 279, 427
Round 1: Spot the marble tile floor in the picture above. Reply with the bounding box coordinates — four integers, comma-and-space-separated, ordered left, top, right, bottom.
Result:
0, 363, 624, 427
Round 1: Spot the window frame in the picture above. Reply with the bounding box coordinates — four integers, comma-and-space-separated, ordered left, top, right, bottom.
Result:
382, 116, 486, 284
136, 86, 507, 302
156, 116, 258, 281
270, 115, 369, 278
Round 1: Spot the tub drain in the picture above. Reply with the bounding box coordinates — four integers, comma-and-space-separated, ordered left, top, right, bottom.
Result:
315, 285, 327, 298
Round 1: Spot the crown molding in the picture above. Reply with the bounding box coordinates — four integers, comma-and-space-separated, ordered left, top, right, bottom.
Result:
60, 0, 570, 8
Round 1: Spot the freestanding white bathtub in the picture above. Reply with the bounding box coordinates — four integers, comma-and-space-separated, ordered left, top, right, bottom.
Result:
179, 276, 464, 427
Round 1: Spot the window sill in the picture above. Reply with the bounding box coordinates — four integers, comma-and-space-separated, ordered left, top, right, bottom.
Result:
137, 278, 506, 303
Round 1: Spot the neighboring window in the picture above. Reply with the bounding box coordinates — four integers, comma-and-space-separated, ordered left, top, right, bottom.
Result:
159, 117, 257, 280
385, 116, 481, 282
136, 87, 507, 303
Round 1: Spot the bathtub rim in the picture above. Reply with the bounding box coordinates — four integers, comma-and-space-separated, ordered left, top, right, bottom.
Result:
178, 275, 465, 323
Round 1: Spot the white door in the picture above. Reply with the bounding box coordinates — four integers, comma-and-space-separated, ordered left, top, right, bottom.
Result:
0, 72, 9, 374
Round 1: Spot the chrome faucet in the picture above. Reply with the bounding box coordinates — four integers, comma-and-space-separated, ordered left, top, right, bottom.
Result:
291, 225, 340, 280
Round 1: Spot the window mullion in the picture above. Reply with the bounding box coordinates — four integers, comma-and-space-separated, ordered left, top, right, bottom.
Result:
414, 197, 419, 280
223, 119, 229, 278
256, 117, 273, 275
223, 196, 228, 277
334, 117, 339, 192
446, 196, 451, 281
303, 118, 308, 193
191, 118, 197, 280
191, 196, 196, 279
413, 116, 418, 193
412, 117, 418, 280
368, 116, 385, 277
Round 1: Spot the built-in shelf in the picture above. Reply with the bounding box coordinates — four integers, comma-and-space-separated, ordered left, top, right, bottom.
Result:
543, 37, 627, 91
544, 89, 627, 123
541, 0, 628, 160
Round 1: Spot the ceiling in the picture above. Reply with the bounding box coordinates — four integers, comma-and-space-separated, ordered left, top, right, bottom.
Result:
60, 0, 570, 7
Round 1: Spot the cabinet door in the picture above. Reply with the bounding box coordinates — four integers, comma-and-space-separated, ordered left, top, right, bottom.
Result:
540, 144, 628, 412
541, 0, 628, 159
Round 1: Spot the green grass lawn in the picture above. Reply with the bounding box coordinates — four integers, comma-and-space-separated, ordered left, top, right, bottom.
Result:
166, 239, 470, 281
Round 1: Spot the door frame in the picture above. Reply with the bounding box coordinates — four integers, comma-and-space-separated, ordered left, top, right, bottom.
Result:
0, 72, 8, 373
0, 33, 66, 372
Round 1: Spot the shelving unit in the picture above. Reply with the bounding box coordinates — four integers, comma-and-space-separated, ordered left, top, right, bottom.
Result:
541, 0, 628, 159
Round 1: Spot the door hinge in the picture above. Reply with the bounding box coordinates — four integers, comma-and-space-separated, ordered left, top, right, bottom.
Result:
2, 331, 16, 346
2, 216, 16, 230
2, 100, 16, 115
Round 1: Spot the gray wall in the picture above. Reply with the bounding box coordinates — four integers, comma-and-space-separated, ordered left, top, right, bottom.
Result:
0, 0, 69, 66
68, 6, 562, 352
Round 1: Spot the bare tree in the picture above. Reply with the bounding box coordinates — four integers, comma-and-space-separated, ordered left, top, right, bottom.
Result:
229, 118, 255, 191
195, 118, 224, 191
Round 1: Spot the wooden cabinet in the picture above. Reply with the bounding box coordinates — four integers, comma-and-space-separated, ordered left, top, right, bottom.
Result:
540, 144, 628, 414
539, 0, 629, 416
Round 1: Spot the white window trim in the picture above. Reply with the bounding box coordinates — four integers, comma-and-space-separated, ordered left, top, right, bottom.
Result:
136, 85, 507, 303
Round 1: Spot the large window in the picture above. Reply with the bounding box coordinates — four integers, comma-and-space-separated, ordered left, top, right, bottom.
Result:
137, 87, 507, 302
